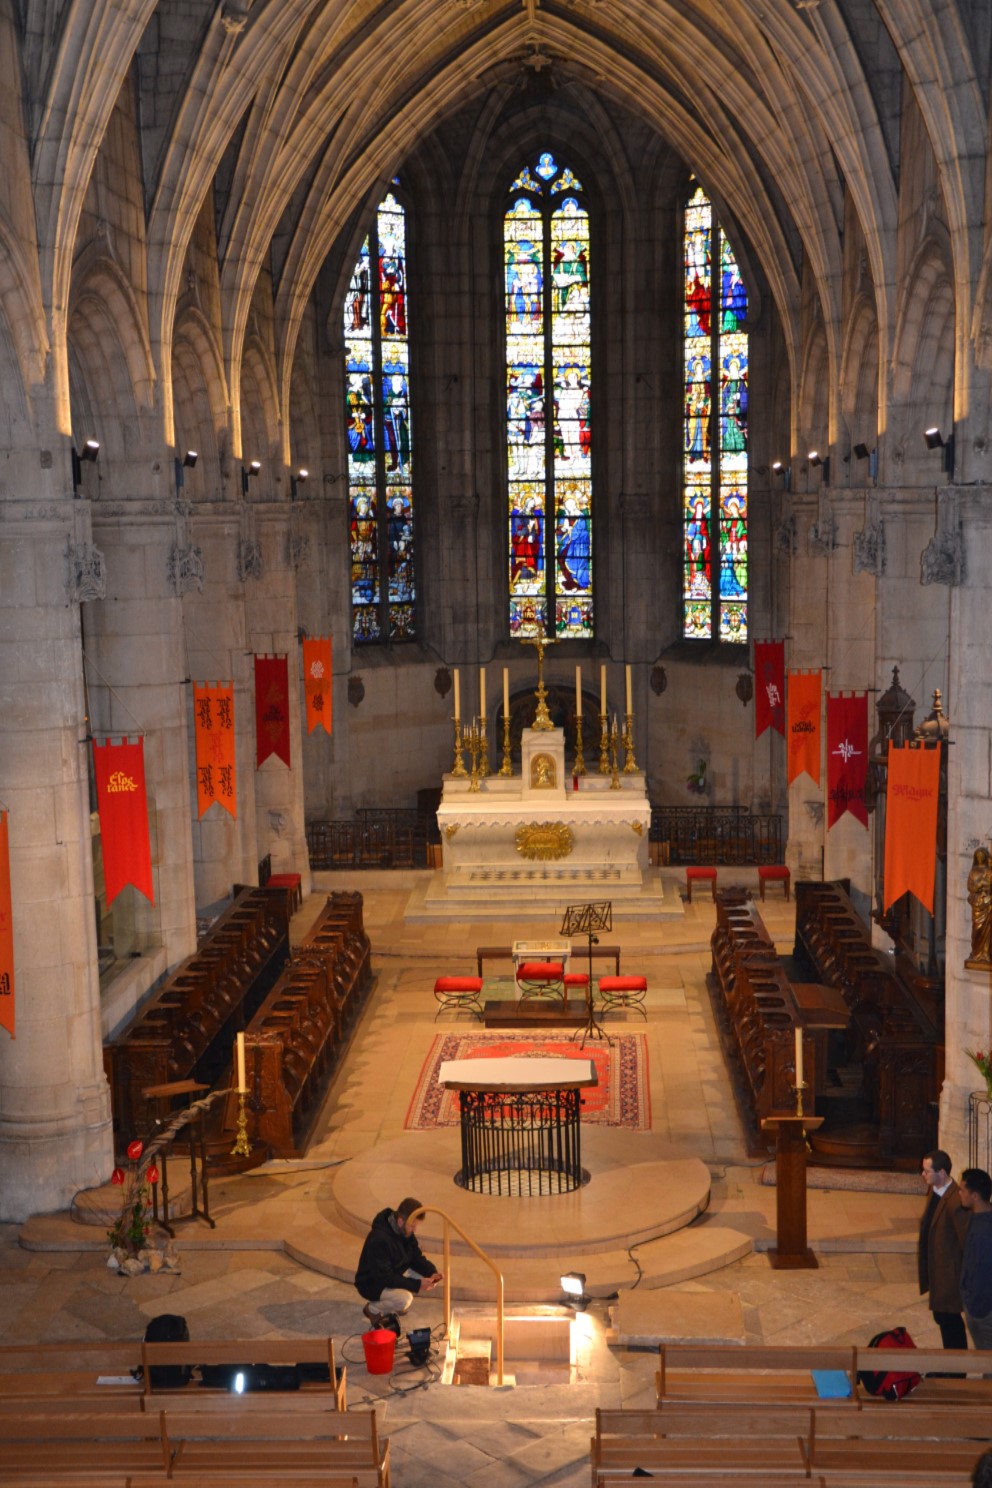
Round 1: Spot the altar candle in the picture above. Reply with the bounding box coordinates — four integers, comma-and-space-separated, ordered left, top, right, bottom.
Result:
575, 665, 582, 718
600, 663, 607, 714
503, 667, 509, 717
236, 1031, 246, 1093
453, 668, 460, 720
479, 666, 486, 720
794, 1025, 803, 1087
625, 664, 632, 715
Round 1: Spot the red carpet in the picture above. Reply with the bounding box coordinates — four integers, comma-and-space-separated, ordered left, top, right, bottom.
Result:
404, 1031, 650, 1131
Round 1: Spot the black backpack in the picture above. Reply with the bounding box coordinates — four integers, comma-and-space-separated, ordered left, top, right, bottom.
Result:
143, 1313, 192, 1390
857, 1326, 922, 1400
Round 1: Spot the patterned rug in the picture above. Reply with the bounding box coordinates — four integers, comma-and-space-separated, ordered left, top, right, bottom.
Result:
404, 1031, 650, 1131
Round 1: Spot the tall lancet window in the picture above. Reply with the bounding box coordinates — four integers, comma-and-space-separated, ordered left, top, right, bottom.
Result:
682, 181, 749, 641
505, 152, 593, 639
344, 191, 415, 644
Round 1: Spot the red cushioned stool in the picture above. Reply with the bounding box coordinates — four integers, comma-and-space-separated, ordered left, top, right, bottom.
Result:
599, 975, 648, 1019
433, 976, 484, 1021
515, 960, 565, 1000
685, 866, 717, 903
758, 864, 791, 901
563, 971, 589, 1010
266, 872, 303, 913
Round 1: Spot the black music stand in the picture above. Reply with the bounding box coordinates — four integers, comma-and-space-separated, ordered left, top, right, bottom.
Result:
560, 901, 613, 1047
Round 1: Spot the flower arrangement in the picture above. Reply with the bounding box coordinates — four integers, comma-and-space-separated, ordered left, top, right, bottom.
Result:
107, 1139, 159, 1260
966, 1049, 992, 1098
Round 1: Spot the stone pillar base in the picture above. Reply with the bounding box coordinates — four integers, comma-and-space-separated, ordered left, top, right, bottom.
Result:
0, 1086, 113, 1223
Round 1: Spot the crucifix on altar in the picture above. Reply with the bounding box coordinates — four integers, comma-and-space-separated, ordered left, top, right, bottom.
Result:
522, 634, 556, 731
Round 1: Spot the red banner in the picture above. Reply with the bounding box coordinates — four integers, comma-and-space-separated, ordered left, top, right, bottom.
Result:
255, 654, 290, 768
884, 743, 940, 912
303, 638, 332, 735
0, 811, 14, 1039
92, 739, 155, 906
754, 640, 785, 737
827, 692, 868, 828
787, 670, 821, 785
193, 682, 237, 818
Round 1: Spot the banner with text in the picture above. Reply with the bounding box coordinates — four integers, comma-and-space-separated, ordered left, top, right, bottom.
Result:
884, 742, 940, 912
827, 692, 868, 828
0, 811, 14, 1038
754, 640, 786, 738
92, 738, 155, 905
254, 654, 291, 768
787, 669, 822, 785
303, 637, 332, 735
193, 682, 237, 818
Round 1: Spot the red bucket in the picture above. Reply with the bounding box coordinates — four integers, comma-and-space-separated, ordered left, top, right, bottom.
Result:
361, 1327, 396, 1374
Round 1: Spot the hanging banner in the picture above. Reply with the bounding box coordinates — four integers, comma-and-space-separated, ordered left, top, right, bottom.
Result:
827, 692, 868, 828
193, 682, 237, 818
254, 654, 291, 768
884, 742, 940, 912
0, 811, 14, 1039
92, 738, 155, 906
303, 637, 332, 735
787, 669, 822, 786
754, 640, 786, 738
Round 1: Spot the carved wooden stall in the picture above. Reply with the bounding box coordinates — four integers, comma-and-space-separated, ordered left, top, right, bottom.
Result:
235, 892, 373, 1156
794, 879, 941, 1165
709, 892, 813, 1136
104, 888, 290, 1139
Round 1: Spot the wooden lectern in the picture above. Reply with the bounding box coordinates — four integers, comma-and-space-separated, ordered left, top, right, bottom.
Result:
760, 1112, 824, 1269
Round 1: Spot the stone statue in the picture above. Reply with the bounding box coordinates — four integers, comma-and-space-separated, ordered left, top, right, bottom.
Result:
966, 846, 992, 969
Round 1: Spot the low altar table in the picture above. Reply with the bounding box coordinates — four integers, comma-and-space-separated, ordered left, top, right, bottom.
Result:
438, 1056, 598, 1195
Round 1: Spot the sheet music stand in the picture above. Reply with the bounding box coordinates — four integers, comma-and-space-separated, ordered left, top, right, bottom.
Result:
560, 901, 613, 1048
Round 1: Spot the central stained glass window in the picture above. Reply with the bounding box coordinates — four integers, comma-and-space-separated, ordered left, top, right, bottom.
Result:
504, 152, 592, 639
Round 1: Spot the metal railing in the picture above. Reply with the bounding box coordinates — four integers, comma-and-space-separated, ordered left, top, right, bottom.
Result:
306, 812, 430, 870
649, 804, 783, 865
410, 1204, 505, 1386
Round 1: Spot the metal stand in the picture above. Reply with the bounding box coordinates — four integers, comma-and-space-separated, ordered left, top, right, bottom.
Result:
141, 1079, 216, 1237
560, 901, 613, 1048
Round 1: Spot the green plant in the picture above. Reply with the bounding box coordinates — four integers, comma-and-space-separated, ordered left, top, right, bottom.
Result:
107, 1139, 159, 1256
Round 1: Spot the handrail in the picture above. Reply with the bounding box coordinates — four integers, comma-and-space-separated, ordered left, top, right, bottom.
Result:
410, 1206, 504, 1386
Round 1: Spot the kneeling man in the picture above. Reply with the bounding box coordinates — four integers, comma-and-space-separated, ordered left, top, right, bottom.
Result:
355, 1196, 443, 1332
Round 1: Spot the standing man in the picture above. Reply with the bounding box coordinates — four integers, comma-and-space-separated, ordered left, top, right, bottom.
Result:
919, 1149, 970, 1349
958, 1168, 992, 1349
355, 1197, 442, 1333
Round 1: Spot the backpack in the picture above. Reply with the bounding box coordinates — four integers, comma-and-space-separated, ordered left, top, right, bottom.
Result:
857, 1326, 921, 1400
143, 1313, 192, 1390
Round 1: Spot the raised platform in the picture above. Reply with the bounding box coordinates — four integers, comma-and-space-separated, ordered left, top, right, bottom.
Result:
482, 998, 588, 1028
406, 865, 675, 921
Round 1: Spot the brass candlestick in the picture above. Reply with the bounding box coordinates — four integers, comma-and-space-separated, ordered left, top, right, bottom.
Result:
499, 713, 513, 775
573, 719, 586, 776
230, 1091, 251, 1157
794, 1080, 808, 1118
451, 718, 467, 776
524, 634, 555, 730
609, 719, 621, 789
622, 711, 639, 773
468, 725, 481, 792
598, 712, 610, 774
479, 725, 490, 779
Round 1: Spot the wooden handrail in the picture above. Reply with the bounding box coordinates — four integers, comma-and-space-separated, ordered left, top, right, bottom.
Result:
410, 1206, 505, 1386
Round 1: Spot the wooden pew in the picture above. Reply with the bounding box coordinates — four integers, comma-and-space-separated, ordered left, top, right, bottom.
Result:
0, 1409, 172, 1476
161, 1406, 388, 1486
657, 1343, 859, 1404
0, 1340, 145, 1404
140, 1337, 346, 1410
805, 1401, 992, 1478
593, 1404, 813, 1481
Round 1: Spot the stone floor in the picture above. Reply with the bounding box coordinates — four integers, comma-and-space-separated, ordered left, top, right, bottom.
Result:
4, 868, 949, 1488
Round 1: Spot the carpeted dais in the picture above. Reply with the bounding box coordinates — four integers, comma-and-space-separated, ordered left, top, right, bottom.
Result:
405, 1031, 650, 1131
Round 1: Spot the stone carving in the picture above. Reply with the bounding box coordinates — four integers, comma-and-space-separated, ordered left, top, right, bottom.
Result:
348, 674, 365, 708
65, 539, 106, 603
853, 494, 885, 576
221, 1, 253, 35
237, 538, 263, 582
435, 667, 452, 699
168, 543, 204, 595
966, 846, 992, 969
289, 534, 311, 570
530, 753, 557, 789
804, 800, 825, 826
444, 823, 460, 840
514, 821, 574, 860
807, 512, 837, 556
773, 513, 798, 556
920, 519, 964, 586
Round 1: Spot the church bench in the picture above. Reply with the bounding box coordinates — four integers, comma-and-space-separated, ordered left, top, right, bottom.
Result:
804, 1401, 992, 1475
656, 1343, 859, 1404
0, 1409, 172, 1475
593, 1403, 817, 1481
160, 1405, 388, 1486
127, 1478, 362, 1488
141, 1337, 346, 1410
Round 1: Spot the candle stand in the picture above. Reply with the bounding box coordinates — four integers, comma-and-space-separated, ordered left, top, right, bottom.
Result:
451, 718, 467, 777
499, 714, 513, 776
598, 713, 610, 774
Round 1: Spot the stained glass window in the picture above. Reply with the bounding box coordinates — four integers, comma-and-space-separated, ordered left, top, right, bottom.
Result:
344, 192, 414, 644
682, 182, 748, 641
505, 153, 592, 639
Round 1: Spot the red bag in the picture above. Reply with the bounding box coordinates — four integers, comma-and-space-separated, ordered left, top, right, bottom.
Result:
857, 1326, 921, 1400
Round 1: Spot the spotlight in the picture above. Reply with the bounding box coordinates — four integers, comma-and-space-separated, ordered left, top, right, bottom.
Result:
771, 460, 791, 491
924, 427, 954, 476
81, 439, 100, 461
808, 450, 830, 482
853, 443, 870, 461
560, 1270, 590, 1309
232, 1371, 246, 1395
71, 439, 100, 494
175, 449, 198, 490
923, 427, 943, 450
241, 459, 261, 495
183, 450, 198, 468
290, 467, 309, 501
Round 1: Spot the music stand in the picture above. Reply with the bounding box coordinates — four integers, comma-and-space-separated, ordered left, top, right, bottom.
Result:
560, 901, 613, 1047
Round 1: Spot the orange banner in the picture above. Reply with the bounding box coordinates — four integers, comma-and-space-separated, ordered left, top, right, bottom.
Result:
884, 743, 941, 912
0, 811, 14, 1039
303, 638, 332, 735
193, 682, 237, 818
787, 669, 822, 786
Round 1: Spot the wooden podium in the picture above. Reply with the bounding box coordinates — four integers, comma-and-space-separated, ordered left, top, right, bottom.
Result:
760, 1113, 823, 1269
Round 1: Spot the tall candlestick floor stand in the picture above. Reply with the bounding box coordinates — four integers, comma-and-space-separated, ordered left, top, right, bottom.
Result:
230, 1091, 252, 1157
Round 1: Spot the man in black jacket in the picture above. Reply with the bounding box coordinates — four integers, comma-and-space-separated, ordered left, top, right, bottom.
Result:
355, 1197, 442, 1332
